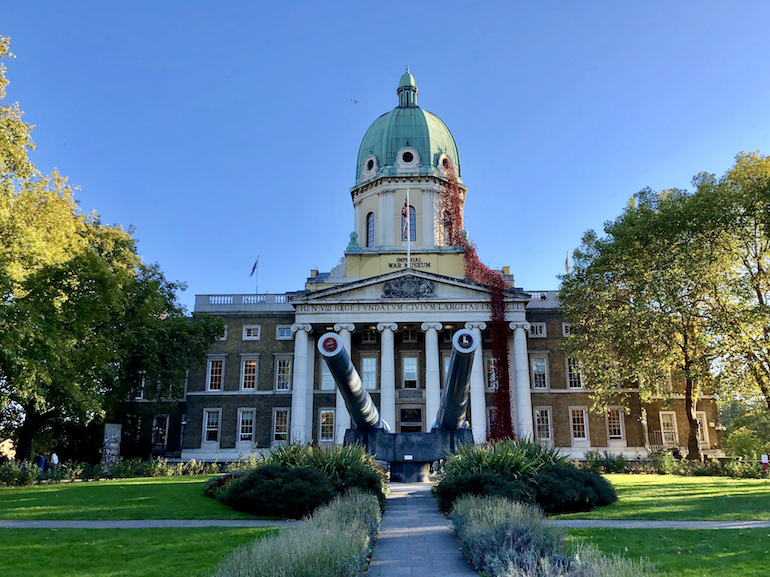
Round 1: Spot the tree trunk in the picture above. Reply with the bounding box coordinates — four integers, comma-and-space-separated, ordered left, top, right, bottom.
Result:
14, 405, 48, 461
684, 374, 701, 461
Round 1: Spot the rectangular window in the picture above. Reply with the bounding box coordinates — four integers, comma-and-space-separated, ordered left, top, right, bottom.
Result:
660, 411, 678, 448
207, 359, 224, 391
151, 415, 169, 448
319, 409, 335, 442
567, 358, 584, 388
487, 407, 497, 435
320, 361, 335, 390
276, 325, 292, 340
528, 322, 547, 338
570, 408, 588, 440
562, 323, 571, 337
534, 408, 552, 443
402, 329, 417, 343
362, 357, 377, 390
696, 411, 709, 446
203, 409, 221, 443
531, 357, 548, 389
239, 409, 255, 442
273, 408, 290, 444
485, 356, 498, 390
606, 407, 624, 440
135, 372, 146, 400
362, 329, 377, 343
218, 326, 228, 341
241, 358, 258, 390
403, 357, 418, 389
242, 325, 261, 340
275, 357, 292, 390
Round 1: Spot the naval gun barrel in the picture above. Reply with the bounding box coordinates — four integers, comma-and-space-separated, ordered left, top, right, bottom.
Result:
433, 328, 478, 432
318, 333, 389, 433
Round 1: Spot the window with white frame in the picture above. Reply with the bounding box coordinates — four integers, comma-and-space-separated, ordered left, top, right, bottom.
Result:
567, 358, 584, 388
570, 407, 589, 443
240, 356, 259, 390
366, 212, 375, 248
362, 329, 377, 343
534, 407, 552, 443
530, 356, 549, 389
319, 409, 335, 442
361, 356, 377, 390
238, 408, 255, 442
276, 325, 292, 340
273, 408, 290, 444
320, 361, 335, 390
218, 325, 228, 341
207, 358, 225, 391
696, 411, 709, 446
659, 411, 678, 448
402, 328, 417, 343
134, 372, 146, 400
242, 325, 261, 340
528, 322, 546, 338
606, 407, 625, 441
562, 323, 571, 337
275, 356, 292, 390
485, 356, 498, 390
487, 407, 497, 435
203, 409, 221, 443
401, 206, 416, 242
659, 372, 674, 395
403, 357, 418, 389
151, 415, 169, 448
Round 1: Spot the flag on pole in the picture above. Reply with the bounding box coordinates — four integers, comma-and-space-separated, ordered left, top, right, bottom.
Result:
250, 256, 260, 277
565, 252, 571, 275
401, 193, 410, 240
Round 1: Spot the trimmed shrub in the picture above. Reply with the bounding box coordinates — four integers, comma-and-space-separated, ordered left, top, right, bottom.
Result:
214, 491, 381, 577
534, 462, 617, 515
434, 471, 535, 514
203, 472, 245, 499
442, 439, 566, 483
217, 465, 336, 519
451, 495, 660, 577
584, 450, 629, 473
0, 461, 41, 486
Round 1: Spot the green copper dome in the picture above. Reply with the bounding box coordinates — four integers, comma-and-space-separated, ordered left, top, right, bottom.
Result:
354, 69, 461, 187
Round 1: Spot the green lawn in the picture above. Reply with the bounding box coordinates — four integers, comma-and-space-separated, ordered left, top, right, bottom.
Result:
555, 474, 770, 521
0, 476, 256, 520
568, 528, 770, 577
0, 527, 276, 577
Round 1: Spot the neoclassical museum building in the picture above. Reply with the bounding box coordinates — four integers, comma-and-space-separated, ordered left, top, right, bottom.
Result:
137, 70, 722, 462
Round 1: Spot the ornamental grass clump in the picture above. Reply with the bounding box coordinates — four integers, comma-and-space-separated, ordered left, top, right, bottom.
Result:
442, 439, 566, 481
451, 495, 662, 577
213, 491, 381, 577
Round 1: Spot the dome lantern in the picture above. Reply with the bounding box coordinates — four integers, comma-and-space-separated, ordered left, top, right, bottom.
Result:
397, 66, 418, 107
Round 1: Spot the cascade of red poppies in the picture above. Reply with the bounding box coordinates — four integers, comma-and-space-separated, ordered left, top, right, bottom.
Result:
442, 165, 514, 440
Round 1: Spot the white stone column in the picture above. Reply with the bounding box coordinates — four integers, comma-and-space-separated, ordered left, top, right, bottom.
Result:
510, 321, 533, 439
290, 323, 312, 443
334, 323, 355, 443
377, 323, 398, 431
422, 322, 442, 429
305, 333, 315, 440
465, 321, 487, 444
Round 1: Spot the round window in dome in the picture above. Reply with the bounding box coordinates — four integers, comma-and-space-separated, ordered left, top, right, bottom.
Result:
442, 158, 450, 168
367, 159, 374, 171
402, 151, 414, 163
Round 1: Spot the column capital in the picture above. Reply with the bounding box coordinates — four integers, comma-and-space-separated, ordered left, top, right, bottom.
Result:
465, 321, 487, 331
291, 323, 312, 334
377, 322, 398, 332
421, 322, 443, 332
509, 321, 530, 332
334, 323, 355, 333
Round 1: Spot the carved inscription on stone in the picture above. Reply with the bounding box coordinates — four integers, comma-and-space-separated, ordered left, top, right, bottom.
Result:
382, 275, 436, 299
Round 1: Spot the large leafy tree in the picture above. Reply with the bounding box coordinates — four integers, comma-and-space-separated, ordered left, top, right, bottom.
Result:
559, 186, 730, 461
0, 37, 223, 460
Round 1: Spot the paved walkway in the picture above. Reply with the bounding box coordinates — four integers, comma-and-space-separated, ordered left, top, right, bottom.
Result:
367, 483, 477, 577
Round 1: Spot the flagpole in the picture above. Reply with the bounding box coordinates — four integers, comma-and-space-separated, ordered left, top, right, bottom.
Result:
256, 256, 260, 294
406, 188, 411, 268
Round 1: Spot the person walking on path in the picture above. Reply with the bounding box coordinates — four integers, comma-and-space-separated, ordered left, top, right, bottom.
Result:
367, 483, 477, 577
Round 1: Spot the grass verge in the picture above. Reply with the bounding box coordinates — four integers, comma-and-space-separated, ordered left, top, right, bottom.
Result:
0, 527, 276, 577
568, 527, 770, 577
555, 474, 770, 521
0, 476, 257, 520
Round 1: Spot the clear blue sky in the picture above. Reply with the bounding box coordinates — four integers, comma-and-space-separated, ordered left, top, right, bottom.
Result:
4, 2, 770, 311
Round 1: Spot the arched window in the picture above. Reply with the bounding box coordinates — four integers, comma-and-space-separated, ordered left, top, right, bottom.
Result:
366, 212, 375, 247
401, 206, 416, 242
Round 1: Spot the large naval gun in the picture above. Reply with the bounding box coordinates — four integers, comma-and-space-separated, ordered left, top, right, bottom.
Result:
317, 329, 478, 482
